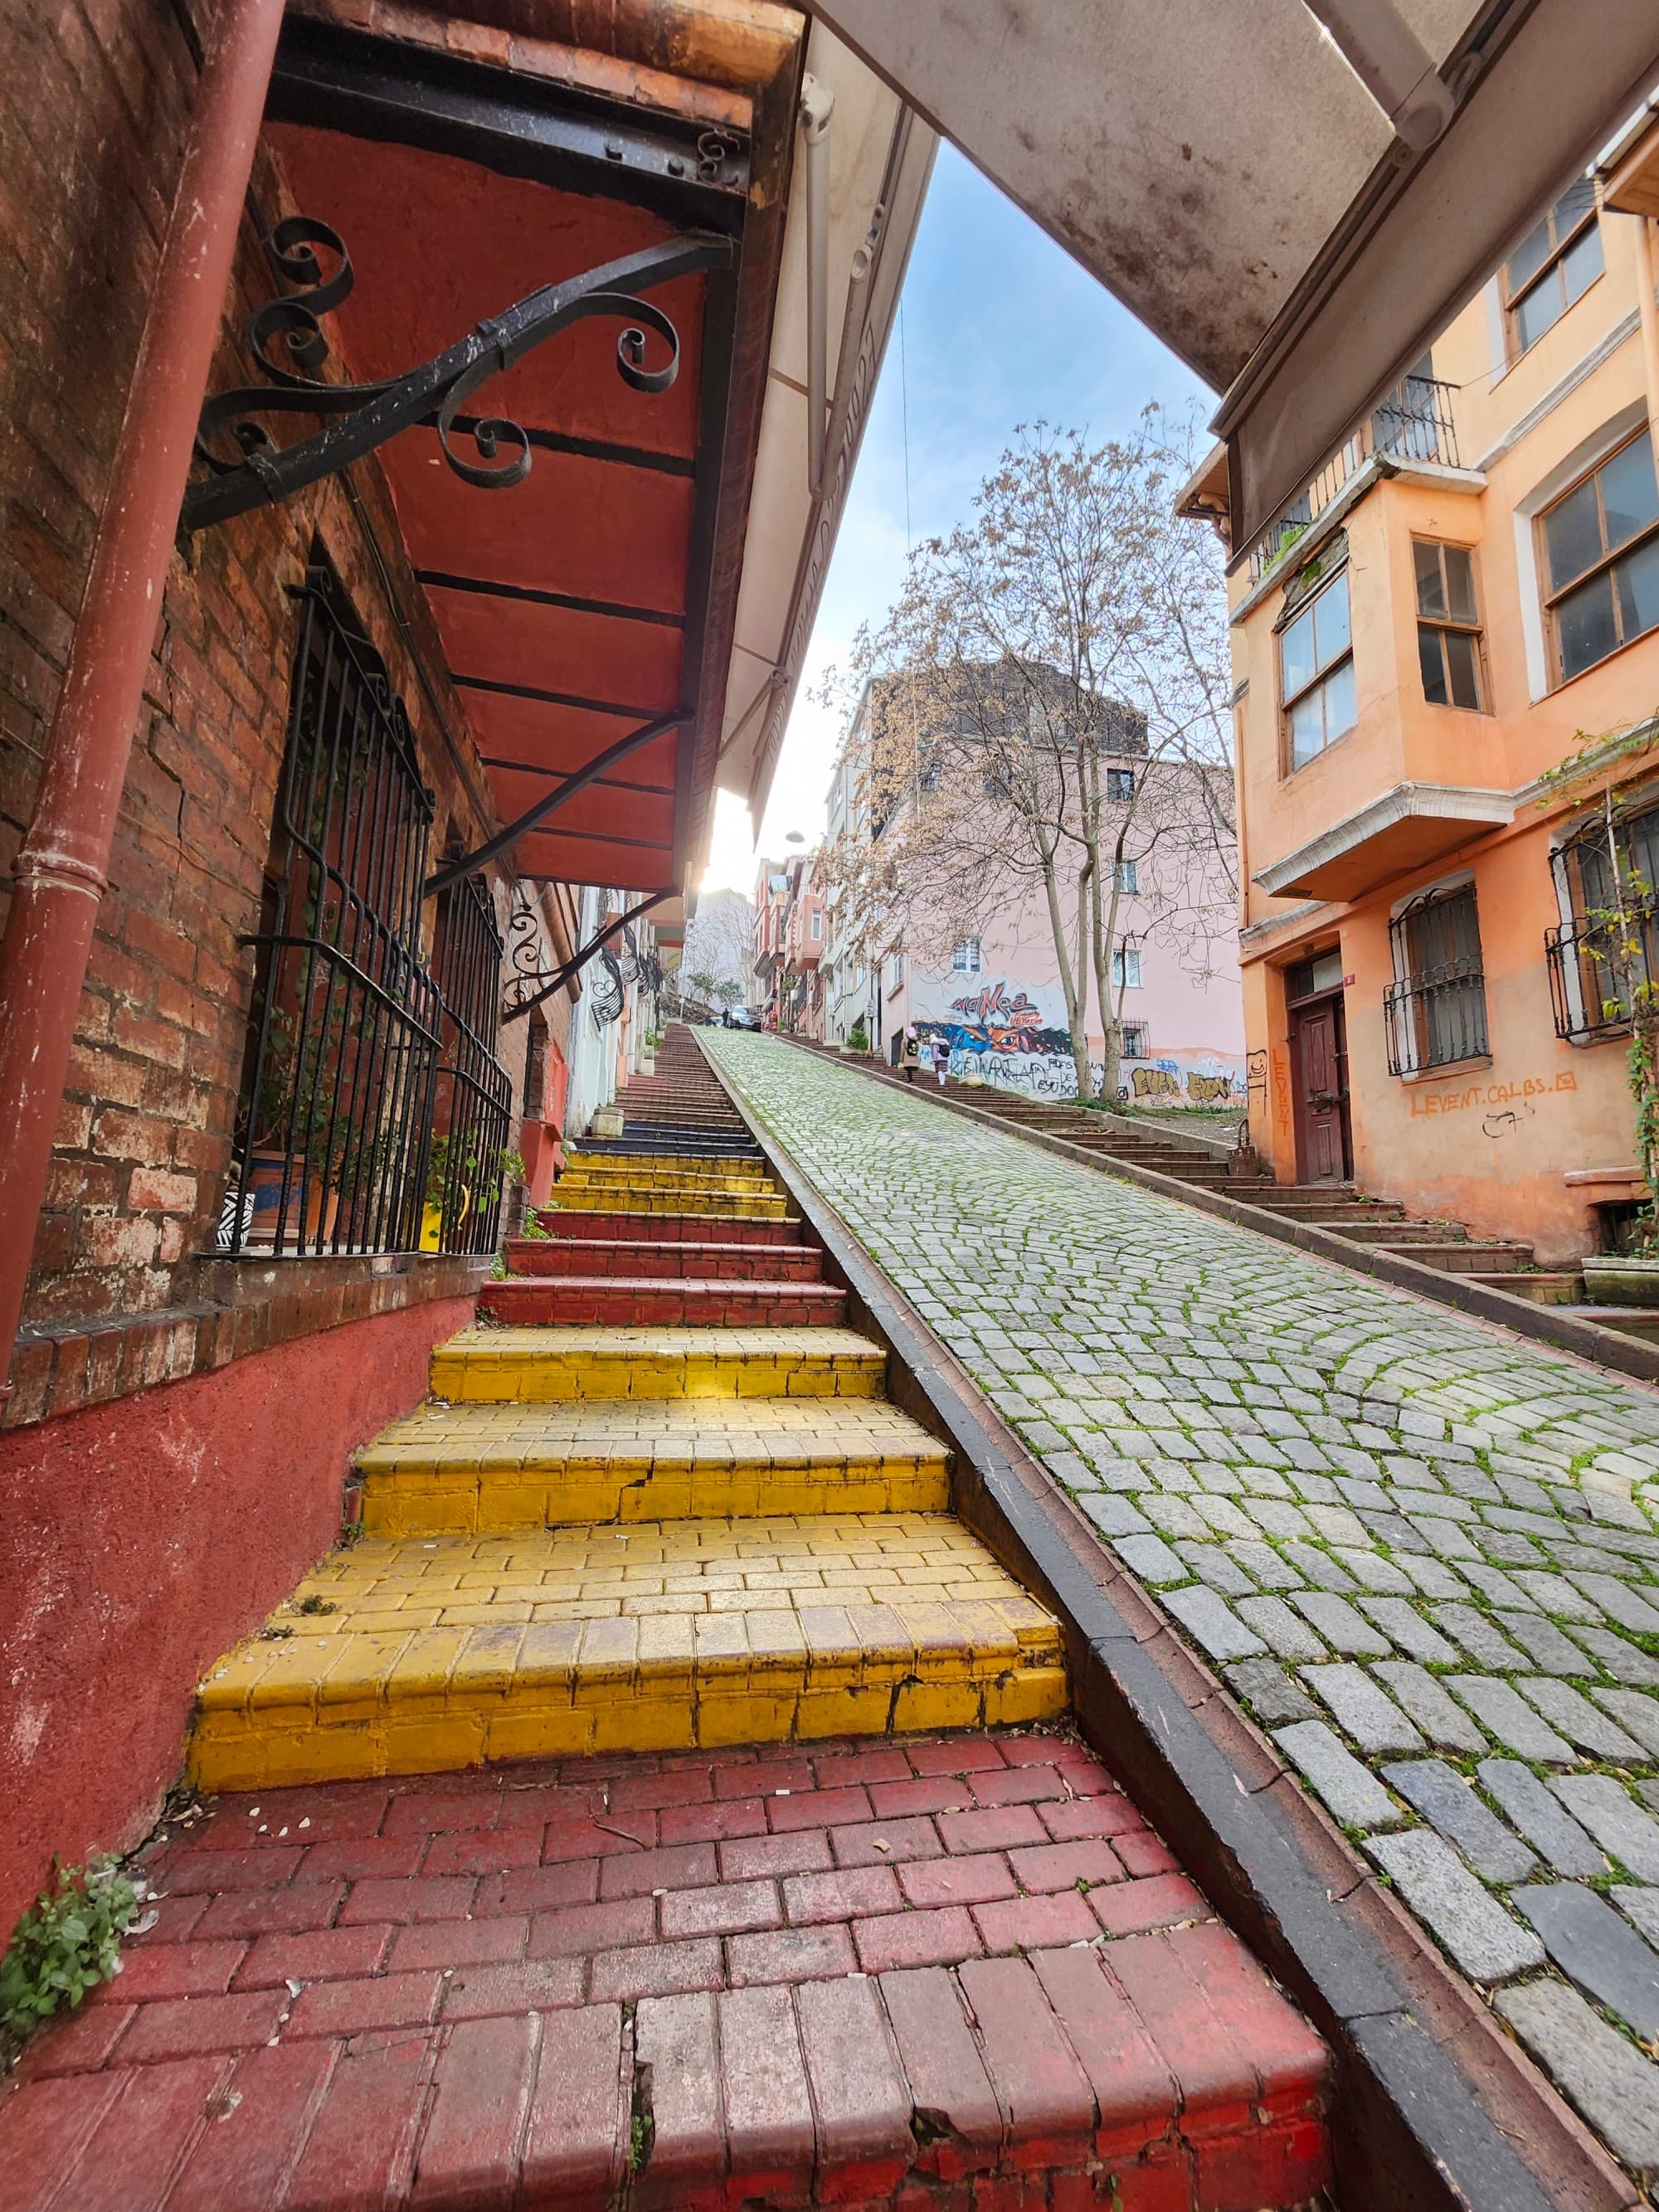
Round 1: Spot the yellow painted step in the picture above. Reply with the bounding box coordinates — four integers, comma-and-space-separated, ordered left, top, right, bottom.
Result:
356, 1398, 952, 1534
430, 1325, 888, 1403
551, 1184, 792, 1217
187, 1514, 1068, 1789
567, 1153, 771, 1180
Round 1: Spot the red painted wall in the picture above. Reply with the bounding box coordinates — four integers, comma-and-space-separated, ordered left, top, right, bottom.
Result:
0, 1296, 473, 1937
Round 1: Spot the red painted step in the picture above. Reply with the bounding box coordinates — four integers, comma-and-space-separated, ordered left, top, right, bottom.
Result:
538, 1209, 801, 1245
479, 1276, 849, 1326
0, 1731, 1331, 2212
505, 1237, 825, 1281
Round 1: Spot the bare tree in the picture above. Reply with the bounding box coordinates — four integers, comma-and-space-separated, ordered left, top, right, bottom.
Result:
821, 412, 1233, 1100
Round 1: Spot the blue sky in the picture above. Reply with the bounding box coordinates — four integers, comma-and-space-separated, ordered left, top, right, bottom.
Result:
700, 140, 1216, 892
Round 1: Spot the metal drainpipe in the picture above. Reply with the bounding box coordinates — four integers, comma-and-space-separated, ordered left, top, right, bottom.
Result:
0, 0, 287, 1402
800, 72, 834, 499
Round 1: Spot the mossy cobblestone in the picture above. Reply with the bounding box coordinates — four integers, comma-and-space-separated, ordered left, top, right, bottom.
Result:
708, 1031, 1659, 2180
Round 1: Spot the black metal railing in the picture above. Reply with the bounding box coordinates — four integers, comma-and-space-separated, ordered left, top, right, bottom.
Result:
1384, 958, 1490, 1075
1250, 376, 1462, 581
1547, 910, 1659, 1043
221, 570, 510, 1259
429, 872, 514, 1257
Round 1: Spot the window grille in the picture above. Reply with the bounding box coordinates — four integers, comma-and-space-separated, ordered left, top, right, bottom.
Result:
1384, 885, 1488, 1075
1121, 1022, 1149, 1057
1547, 802, 1659, 1042
1107, 767, 1136, 802
221, 566, 509, 1259
429, 872, 513, 1257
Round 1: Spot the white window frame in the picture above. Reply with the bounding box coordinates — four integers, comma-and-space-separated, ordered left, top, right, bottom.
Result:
1112, 947, 1143, 989
1113, 859, 1139, 894
951, 938, 982, 974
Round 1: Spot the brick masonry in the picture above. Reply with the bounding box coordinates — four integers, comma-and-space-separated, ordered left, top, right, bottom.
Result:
0, 1731, 1332, 2210
0, 3, 570, 1432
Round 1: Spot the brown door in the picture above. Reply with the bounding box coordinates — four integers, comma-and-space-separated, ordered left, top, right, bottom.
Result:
1290, 994, 1351, 1183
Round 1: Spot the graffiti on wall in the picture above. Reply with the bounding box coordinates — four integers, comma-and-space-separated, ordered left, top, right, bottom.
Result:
913, 999, 1246, 1106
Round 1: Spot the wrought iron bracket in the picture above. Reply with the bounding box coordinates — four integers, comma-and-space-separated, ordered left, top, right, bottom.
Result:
182, 219, 734, 533
425, 711, 686, 897
503, 889, 673, 1023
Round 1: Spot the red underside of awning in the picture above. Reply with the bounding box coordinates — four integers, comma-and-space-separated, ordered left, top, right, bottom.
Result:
270, 123, 708, 892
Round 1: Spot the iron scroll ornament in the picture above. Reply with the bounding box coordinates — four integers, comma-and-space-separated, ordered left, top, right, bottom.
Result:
182, 217, 735, 532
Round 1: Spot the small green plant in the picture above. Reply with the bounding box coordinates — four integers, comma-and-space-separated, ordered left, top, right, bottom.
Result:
846, 1020, 869, 1053
1, 1858, 140, 2048
518, 1212, 552, 1242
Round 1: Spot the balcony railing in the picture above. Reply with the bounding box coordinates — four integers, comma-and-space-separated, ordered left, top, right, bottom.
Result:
1547, 910, 1659, 1043
1249, 377, 1462, 582
1383, 955, 1488, 1076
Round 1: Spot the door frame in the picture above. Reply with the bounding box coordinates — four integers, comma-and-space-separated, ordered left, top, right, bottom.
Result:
1285, 976, 1352, 1184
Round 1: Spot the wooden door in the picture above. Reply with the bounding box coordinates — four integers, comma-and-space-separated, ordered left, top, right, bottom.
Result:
1292, 997, 1350, 1183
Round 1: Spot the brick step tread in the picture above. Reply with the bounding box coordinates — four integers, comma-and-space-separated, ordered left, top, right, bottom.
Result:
3, 1733, 1330, 2212
550, 1197, 795, 1220
1368, 1242, 1533, 1271
1325, 1220, 1469, 1241
504, 1237, 823, 1278
430, 1325, 887, 1403
186, 1516, 1068, 1787
477, 1283, 851, 1328
581, 1138, 762, 1155
567, 1151, 768, 1171
1461, 1270, 1584, 1305
541, 1212, 803, 1245
1563, 1304, 1659, 1334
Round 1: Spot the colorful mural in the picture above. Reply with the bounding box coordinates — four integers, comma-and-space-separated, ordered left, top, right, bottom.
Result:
907, 975, 1246, 1109
939, 982, 1066, 1055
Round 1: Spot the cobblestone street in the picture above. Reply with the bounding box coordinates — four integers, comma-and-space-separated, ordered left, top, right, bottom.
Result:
706, 1031, 1659, 2180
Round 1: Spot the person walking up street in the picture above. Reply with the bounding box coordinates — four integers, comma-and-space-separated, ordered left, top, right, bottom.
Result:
901, 1027, 921, 1083
932, 1033, 951, 1087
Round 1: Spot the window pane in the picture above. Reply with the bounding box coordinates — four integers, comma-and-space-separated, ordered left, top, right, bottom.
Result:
1280, 606, 1316, 698
1515, 276, 1562, 353
1561, 221, 1603, 306
1311, 576, 1350, 671
1414, 540, 1447, 617
1600, 435, 1659, 554
1289, 692, 1324, 768
1321, 655, 1357, 743
1443, 546, 1477, 623
1555, 176, 1597, 233
1418, 624, 1448, 704
1615, 534, 1659, 646
1444, 629, 1482, 710
1506, 211, 1554, 292
1545, 473, 1605, 591
1558, 569, 1618, 678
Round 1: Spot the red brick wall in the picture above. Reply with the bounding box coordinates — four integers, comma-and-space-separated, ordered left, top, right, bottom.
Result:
0, 14, 518, 1426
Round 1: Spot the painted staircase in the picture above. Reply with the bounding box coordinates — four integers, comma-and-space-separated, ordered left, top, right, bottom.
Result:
113, 1023, 1331, 2210
186, 1032, 1068, 1791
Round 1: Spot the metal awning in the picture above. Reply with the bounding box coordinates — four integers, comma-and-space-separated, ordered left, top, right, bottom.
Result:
801, 0, 1659, 558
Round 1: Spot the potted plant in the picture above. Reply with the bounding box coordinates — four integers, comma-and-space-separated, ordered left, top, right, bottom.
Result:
421, 1137, 523, 1252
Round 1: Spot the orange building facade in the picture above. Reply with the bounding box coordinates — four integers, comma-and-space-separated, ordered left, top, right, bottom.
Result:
1194, 118, 1659, 1267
